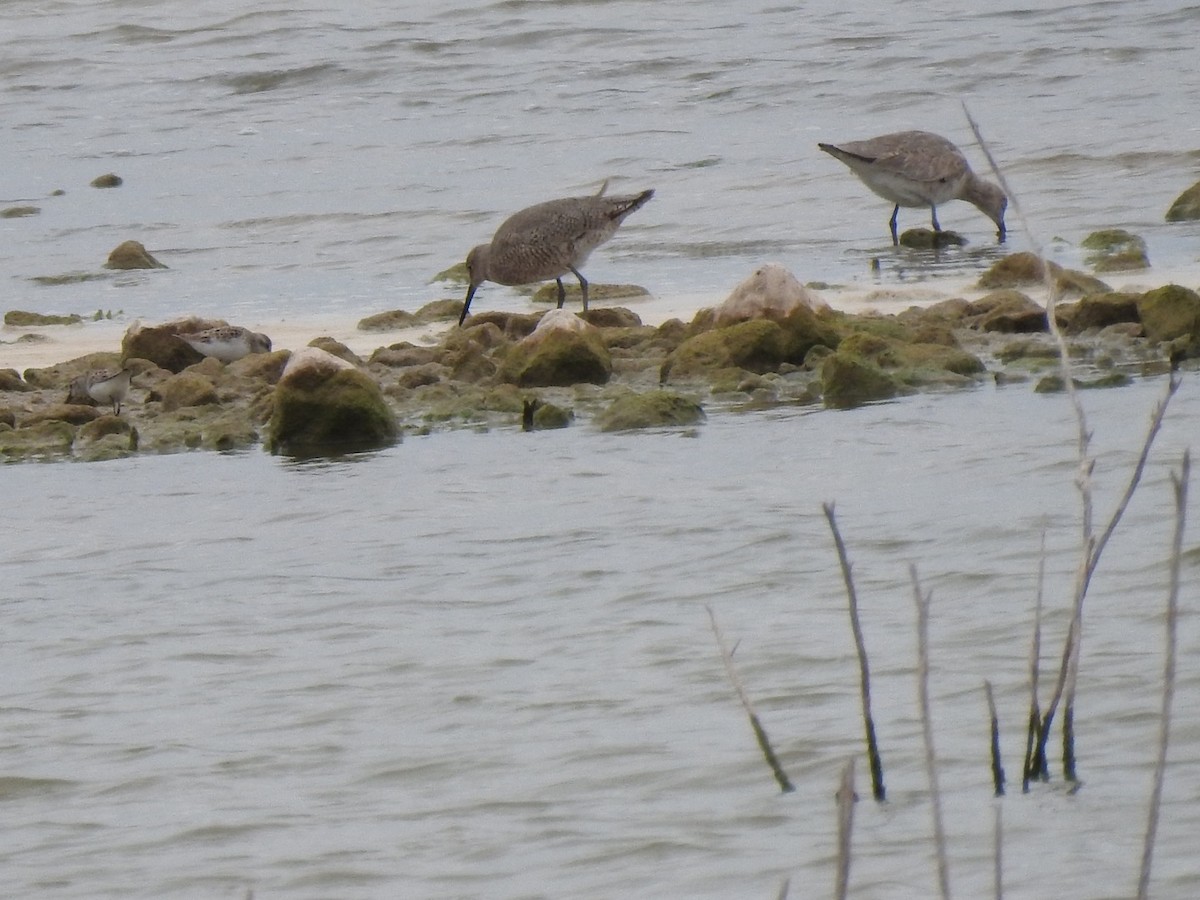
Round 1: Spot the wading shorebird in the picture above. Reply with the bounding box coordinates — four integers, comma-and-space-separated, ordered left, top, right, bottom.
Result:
177, 325, 272, 363
818, 130, 1007, 244
459, 183, 654, 326
80, 366, 133, 415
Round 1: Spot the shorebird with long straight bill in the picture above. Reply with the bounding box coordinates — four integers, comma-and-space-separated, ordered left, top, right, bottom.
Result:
459, 183, 654, 326
818, 130, 1006, 245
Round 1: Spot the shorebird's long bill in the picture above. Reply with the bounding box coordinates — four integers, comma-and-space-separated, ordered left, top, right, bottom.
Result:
459, 285, 478, 326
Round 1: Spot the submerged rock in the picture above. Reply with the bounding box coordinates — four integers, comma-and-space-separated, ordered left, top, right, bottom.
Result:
104, 240, 167, 270
4, 310, 83, 327
820, 352, 902, 409
596, 390, 705, 431
1061, 292, 1142, 334
978, 252, 1109, 296
899, 228, 966, 249
1165, 180, 1200, 222
267, 347, 398, 455
1081, 229, 1149, 272
90, 173, 123, 188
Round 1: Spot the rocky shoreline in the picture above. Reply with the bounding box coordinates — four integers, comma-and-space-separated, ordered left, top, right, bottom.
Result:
1, 251, 1197, 464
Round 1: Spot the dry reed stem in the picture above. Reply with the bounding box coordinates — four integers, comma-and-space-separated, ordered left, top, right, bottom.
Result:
984, 680, 1005, 797
993, 803, 1004, 900
835, 757, 856, 900
1136, 451, 1190, 899
823, 502, 886, 801
1022, 532, 1047, 788
705, 605, 795, 793
911, 564, 951, 900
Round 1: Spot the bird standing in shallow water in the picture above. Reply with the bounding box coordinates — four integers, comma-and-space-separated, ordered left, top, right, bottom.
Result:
818, 130, 1007, 244
459, 183, 654, 326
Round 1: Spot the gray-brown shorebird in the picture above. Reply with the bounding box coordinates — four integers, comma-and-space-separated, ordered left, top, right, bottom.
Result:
818, 130, 1006, 244
459, 184, 654, 325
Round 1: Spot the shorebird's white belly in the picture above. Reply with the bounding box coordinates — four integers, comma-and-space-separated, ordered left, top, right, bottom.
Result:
860, 170, 963, 208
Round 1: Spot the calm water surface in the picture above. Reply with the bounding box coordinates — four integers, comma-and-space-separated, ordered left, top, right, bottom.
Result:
2, 377, 1198, 898
3, 2, 1200, 897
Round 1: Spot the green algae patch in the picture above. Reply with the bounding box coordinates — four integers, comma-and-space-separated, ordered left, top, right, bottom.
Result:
596, 390, 705, 431
1081, 229, 1149, 272
4, 310, 83, 327
1165, 181, 1200, 222
1137, 284, 1200, 359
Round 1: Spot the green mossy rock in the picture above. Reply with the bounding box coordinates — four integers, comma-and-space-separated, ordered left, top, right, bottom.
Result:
90, 173, 123, 188
899, 228, 966, 249
978, 252, 1110, 296
0, 368, 31, 391
4, 310, 83, 327
530, 282, 650, 305
1165, 181, 1200, 222
1061, 292, 1142, 334
820, 352, 902, 409
662, 311, 837, 382
358, 309, 416, 331
1081, 229, 1149, 272
104, 240, 167, 270
1136, 284, 1200, 359
1, 206, 40, 218
267, 349, 398, 455
596, 390, 705, 431
158, 371, 220, 412
121, 325, 206, 372
0, 420, 76, 460
499, 328, 612, 388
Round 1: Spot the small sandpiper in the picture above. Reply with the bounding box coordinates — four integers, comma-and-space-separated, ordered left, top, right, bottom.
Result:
178, 325, 272, 363
460, 181, 654, 325
818, 130, 1007, 244
80, 367, 133, 415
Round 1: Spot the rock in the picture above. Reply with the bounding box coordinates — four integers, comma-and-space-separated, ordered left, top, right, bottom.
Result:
358, 309, 417, 331
521, 398, 573, 431
1035, 372, 1133, 393
596, 390, 705, 431
580, 307, 643, 329
712, 263, 828, 326
662, 307, 838, 382
104, 240, 167, 270
90, 173, 123, 188
0, 420, 76, 460
369, 344, 439, 368
530, 282, 651, 305
898, 228, 966, 249
1165, 181, 1200, 222
22, 403, 103, 426
4, 310, 83, 326
0, 369, 31, 392
978, 252, 1109, 296
430, 261, 469, 284
1060, 292, 1142, 334
267, 347, 398, 455
307, 337, 363, 366
462, 310, 543, 339
1136, 284, 1200, 359
820, 352, 902, 409
0, 408, 15, 428
1081, 229, 1149, 272
1, 206, 40, 218
963, 290, 1048, 333
499, 310, 612, 387
122, 321, 210, 372
158, 371, 220, 412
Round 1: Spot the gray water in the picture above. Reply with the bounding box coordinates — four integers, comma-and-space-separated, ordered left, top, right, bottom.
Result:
3, 2, 1200, 897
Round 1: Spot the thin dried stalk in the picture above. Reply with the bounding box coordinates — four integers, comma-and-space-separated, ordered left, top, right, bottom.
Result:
912, 565, 951, 900
1022, 531, 1047, 788
835, 757, 856, 900
823, 502, 886, 801
1136, 451, 1190, 899
706, 605, 795, 793
985, 680, 1005, 797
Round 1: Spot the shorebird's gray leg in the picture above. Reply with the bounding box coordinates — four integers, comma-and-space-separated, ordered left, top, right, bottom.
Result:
889, 205, 900, 245
555, 277, 566, 309
930, 205, 942, 232
570, 266, 589, 312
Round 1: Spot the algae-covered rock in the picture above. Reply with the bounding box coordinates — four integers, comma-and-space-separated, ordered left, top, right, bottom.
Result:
521, 398, 573, 431
307, 337, 363, 366
1, 206, 40, 218
358, 309, 417, 331
1061, 292, 1142, 334
662, 309, 838, 382
530, 282, 650, 305
1035, 372, 1133, 393
963, 290, 1047, 333
0, 420, 76, 460
1136, 284, 1200, 359
430, 261, 469, 284
978, 252, 1109, 296
76, 416, 138, 460
499, 310, 612, 387
122, 321, 208, 372
158, 371, 220, 412
1081, 229, 1149, 272
713, 263, 828, 326
90, 173, 123, 188
4, 310, 84, 327
1165, 181, 1200, 222
898, 228, 966, 249
267, 347, 398, 455
105, 240, 167, 270
596, 390, 705, 431
0, 368, 31, 391
581, 307, 643, 329
820, 352, 902, 409
23, 403, 103, 426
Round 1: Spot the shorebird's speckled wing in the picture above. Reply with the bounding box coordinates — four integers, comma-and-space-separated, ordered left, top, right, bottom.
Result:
832, 131, 969, 185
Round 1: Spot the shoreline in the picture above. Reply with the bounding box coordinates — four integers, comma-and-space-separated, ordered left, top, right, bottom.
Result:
3, 265, 1198, 373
